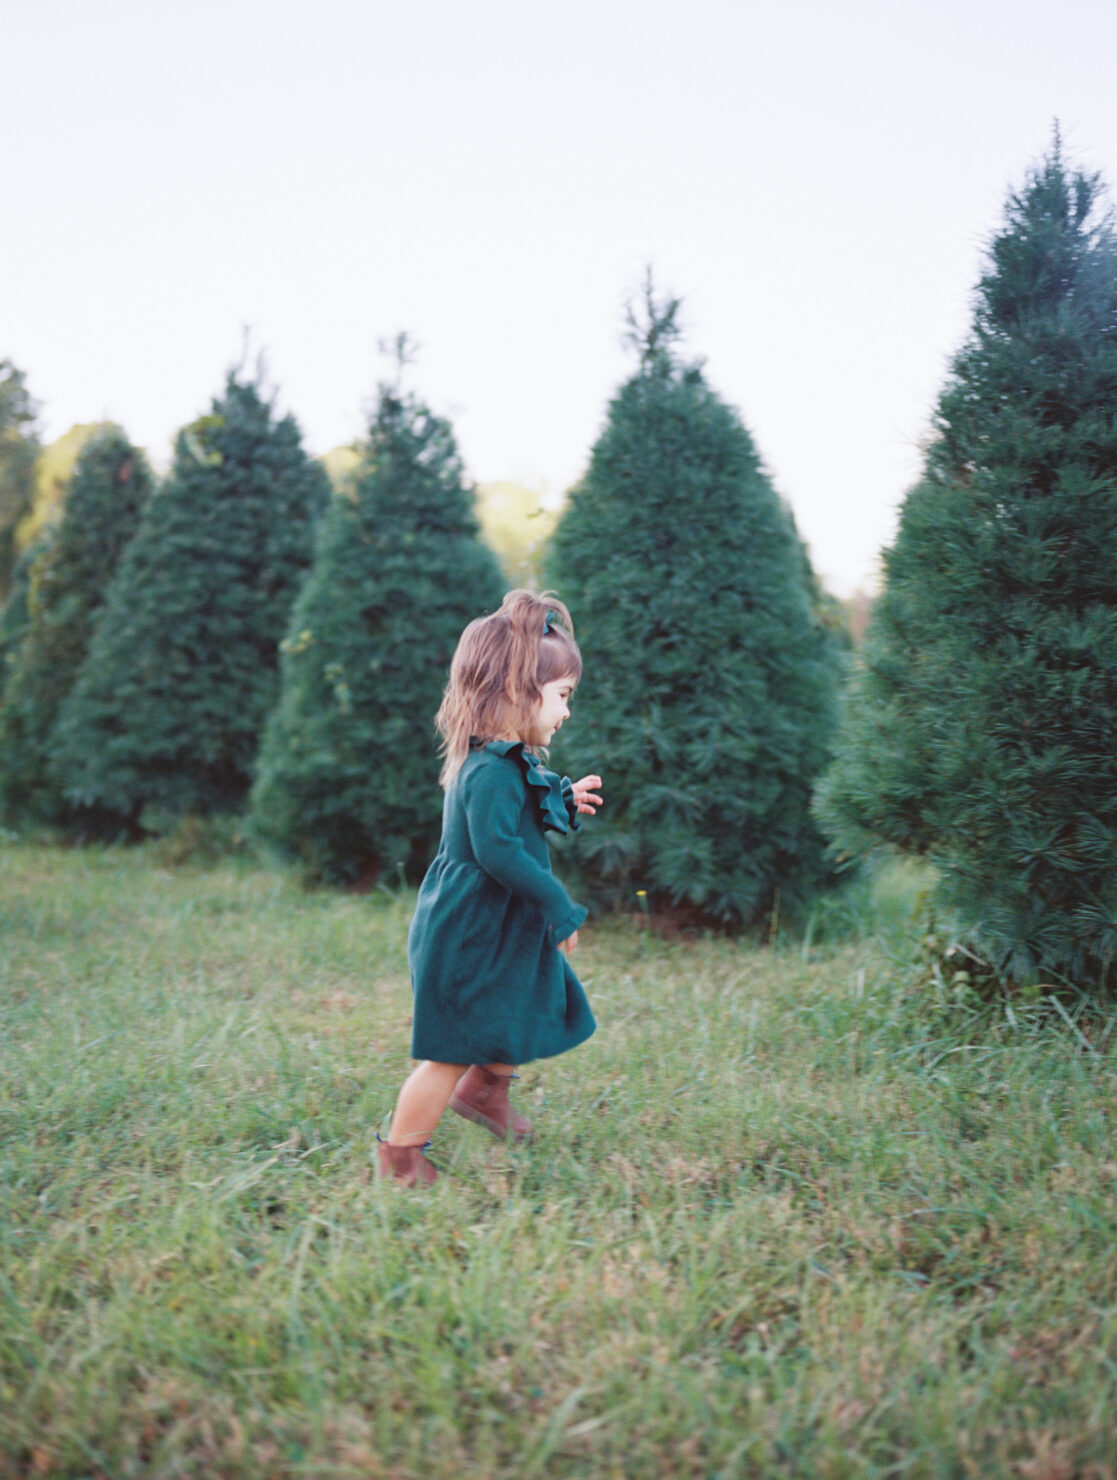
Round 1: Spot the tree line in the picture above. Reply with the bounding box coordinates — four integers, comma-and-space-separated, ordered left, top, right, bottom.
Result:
2, 133, 1115, 998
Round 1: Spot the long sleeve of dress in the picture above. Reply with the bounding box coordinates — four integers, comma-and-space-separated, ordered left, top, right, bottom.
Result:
559, 776, 583, 832
464, 760, 587, 942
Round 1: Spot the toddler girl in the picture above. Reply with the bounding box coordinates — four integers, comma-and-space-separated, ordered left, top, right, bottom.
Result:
379, 590, 602, 1186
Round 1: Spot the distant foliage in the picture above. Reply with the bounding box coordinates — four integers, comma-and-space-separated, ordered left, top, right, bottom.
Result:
0, 428, 153, 826
475, 480, 557, 586
320, 442, 361, 492
51, 373, 328, 831
250, 373, 504, 884
547, 284, 841, 928
816, 136, 1117, 991
19, 422, 112, 550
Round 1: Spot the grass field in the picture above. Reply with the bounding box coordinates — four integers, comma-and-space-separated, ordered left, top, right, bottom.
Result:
1, 841, 1115, 1479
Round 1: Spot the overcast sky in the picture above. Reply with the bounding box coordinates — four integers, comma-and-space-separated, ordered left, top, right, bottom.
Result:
7, 0, 1117, 595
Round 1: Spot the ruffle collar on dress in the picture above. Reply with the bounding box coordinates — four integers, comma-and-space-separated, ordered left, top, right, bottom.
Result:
474, 739, 578, 835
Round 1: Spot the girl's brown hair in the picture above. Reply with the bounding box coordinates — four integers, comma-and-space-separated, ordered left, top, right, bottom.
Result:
436, 590, 582, 786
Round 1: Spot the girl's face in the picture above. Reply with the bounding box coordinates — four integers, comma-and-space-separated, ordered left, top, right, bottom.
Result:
526, 676, 576, 747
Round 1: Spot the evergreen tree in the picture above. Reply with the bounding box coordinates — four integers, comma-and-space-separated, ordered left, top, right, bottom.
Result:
546, 285, 839, 927
0, 428, 153, 825
51, 372, 328, 828
251, 365, 504, 884
0, 537, 45, 679
0, 360, 40, 602
816, 136, 1117, 990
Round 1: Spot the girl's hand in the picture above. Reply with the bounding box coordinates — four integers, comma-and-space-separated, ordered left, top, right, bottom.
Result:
570, 774, 603, 815
560, 930, 579, 955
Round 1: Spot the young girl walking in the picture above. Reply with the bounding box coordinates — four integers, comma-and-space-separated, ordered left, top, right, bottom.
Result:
378, 590, 603, 1186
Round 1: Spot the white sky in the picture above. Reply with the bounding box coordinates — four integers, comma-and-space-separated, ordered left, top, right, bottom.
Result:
6, 0, 1117, 596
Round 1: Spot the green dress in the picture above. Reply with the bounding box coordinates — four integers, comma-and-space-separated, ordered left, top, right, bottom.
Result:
407, 740, 596, 1065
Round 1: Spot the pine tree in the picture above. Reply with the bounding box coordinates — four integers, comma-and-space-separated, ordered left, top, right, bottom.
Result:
816, 135, 1117, 990
0, 538, 44, 680
546, 285, 839, 927
250, 366, 504, 884
0, 360, 40, 602
0, 428, 153, 825
51, 372, 328, 828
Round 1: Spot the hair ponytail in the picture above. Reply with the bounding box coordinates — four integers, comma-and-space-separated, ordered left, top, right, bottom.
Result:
500, 590, 562, 710
436, 590, 582, 786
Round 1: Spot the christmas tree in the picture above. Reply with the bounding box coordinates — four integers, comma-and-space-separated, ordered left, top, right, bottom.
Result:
51, 372, 327, 829
817, 135, 1117, 989
0, 428, 153, 825
251, 361, 504, 883
548, 285, 839, 927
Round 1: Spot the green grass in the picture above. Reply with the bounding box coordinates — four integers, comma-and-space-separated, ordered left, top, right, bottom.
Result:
1, 842, 1115, 1479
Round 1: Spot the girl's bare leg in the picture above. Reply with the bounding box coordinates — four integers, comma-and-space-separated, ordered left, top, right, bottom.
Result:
388, 1060, 466, 1146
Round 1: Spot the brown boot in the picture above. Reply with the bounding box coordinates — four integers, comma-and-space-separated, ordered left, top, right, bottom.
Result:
376, 1137, 438, 1187
449, 1066, 534, 1143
